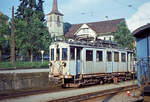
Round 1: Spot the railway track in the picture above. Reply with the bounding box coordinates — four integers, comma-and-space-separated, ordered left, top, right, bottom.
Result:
0, 87, 68, 100
0, 80, 138, 102
49, 85, 138, 102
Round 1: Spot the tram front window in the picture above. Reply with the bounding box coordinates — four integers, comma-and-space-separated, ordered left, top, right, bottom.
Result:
62, 48, 68, 60
51, 49, 54, 61
70, 47, 75, 60
56, 48, 60, 61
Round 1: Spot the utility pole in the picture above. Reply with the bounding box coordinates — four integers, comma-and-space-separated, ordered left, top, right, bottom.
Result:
10, 6, 15, 64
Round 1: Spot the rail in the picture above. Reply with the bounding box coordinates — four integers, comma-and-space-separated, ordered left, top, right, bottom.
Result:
49, 85, 138, 102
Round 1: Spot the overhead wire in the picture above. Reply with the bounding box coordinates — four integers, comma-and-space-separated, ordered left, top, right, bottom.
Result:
112, 0, 150, 20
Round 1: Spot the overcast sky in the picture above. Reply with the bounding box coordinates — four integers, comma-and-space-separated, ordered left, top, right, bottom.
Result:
0, 0, 150, 32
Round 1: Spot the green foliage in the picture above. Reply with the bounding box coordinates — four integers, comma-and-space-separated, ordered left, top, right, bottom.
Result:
14, 18, 28, 54
36, 0, 45, 22
0, 14, 10, 51
0, 61, 49, 68
63, 22, 72, 34
15, 0, 51, 61
114, 21, 135, 49
0, 14, 9, 43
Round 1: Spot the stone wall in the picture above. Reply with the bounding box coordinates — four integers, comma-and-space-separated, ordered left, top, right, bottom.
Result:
0, 72, 58, 92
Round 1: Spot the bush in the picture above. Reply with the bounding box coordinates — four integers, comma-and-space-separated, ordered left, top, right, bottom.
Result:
0, 61, 49, 69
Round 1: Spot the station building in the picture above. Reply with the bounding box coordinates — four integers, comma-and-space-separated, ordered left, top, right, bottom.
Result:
65, 18, 125, 41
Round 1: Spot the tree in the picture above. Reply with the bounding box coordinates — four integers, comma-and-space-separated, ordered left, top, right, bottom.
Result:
14, 18, 28, 59
0, 14, 9, 62
63, 22, 72, 35
36, 0, 45, 22
114, 21, 135, 49
15, 0, 51, 62
15, 0, 28, 19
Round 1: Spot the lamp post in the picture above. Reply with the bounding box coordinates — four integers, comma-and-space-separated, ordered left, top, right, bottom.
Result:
41, 50, 44, 63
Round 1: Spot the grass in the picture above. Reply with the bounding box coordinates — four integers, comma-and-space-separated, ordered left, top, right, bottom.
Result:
0, 61, 49, 69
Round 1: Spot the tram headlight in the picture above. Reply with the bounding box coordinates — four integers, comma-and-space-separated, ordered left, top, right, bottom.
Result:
62, 62, 66, 67
49, 62, 52, 66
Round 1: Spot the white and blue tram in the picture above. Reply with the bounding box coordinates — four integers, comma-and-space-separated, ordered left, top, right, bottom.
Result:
49, 40, 136, 87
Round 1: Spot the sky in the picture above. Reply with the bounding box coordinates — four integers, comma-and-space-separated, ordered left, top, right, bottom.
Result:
0, 0, 150, 32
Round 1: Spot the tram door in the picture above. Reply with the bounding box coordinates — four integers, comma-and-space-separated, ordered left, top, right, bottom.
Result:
107, 51, 113, 73
76, 48, 81, 75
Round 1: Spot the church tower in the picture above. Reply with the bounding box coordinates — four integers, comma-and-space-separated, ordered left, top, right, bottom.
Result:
47, 0, 64, 38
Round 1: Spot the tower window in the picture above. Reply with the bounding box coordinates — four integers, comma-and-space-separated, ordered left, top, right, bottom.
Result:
50, 16, 52, 21
57, 16, 60, 22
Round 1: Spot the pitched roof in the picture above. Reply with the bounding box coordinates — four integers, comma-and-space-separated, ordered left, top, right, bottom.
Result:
65, 18, 124, 38
132, 23, 150, 37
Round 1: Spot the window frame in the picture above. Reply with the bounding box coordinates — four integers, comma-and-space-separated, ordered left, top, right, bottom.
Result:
114, 52, 119, 62
121, 53, 126, 62
62, 48, 68, 61
86, 50, 93, 61
70, 47, 75, 60
50, 48, 54, 61
56, 48, 60, 61
96, 50, 103, 62
107, 51, 112, 62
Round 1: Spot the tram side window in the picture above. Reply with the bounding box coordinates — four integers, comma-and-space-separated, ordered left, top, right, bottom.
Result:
96, 51, 103, 61
70, 47, 75, 60
130, 53, 133, 61
62, 48, 68, 60
77, 48, 81, 60
86, 50, 93, 61
121, 53, 126, 62
51, 49, 54, 61
114, 52, 119, 62
56, 48, 60, 61
107, 51, 112, 62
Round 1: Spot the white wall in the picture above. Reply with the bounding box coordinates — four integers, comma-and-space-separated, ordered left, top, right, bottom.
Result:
98, 35, 114, 41
47, 14, 64, 37
75, 24, 96, 39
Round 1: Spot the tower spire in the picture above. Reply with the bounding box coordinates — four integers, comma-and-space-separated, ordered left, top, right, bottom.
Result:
49, 0, 63, 16
52, 0, 58, 12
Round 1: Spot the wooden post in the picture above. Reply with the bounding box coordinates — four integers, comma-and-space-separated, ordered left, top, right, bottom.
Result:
10, 6, 15, 64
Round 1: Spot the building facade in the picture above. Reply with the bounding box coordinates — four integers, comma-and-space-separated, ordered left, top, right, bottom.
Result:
47, 0, 64, 38
65, 18, 124, 41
